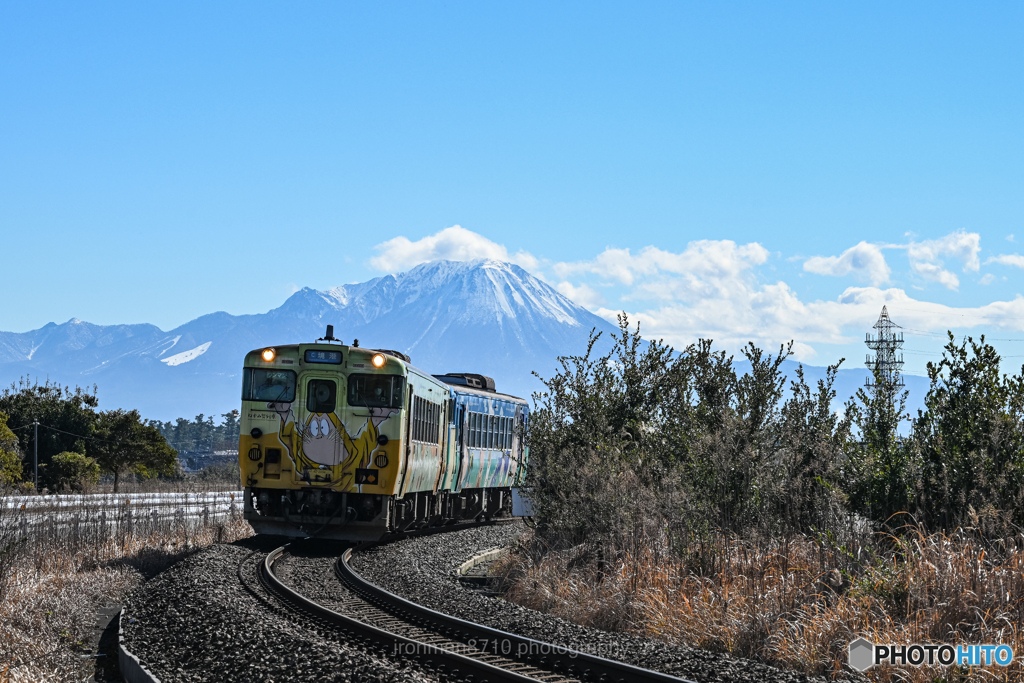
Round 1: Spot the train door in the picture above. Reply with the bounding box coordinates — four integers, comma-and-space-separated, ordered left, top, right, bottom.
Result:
453, 402, 468, 492
397, 386, 413, 497
296, 372, 343, 483
512, 403, 524, 485
432, 398, 449, 493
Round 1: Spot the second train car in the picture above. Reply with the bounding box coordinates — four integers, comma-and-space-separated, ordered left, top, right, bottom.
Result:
237, 326, 528, 540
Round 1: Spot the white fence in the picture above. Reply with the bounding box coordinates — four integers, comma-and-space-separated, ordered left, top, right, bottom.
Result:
0, 491, 244, 537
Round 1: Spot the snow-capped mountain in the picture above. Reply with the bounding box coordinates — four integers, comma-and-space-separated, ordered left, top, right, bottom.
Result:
0, 258, 929, 421
0, 260, 621, 420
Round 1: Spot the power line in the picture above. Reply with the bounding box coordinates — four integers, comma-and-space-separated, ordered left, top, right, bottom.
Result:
6, 421, 168, 448
903, 327, 1024, 342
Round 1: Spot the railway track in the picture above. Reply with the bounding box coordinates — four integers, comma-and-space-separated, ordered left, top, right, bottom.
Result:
258, 524, 693, 683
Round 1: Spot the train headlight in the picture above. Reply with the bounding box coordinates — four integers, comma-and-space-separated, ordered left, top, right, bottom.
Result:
262, 348, 276, 362
371, 353, 386, 368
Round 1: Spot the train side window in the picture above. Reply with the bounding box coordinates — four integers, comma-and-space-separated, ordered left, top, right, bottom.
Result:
418, 397, 423, 442
413, 396, 419, 442
472, 412, 479, 448
432, 403, 439, 443
506, 417, 513, 448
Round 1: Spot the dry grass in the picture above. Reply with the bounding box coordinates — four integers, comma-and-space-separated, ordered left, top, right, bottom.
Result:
0, 497, 252, 683
500, 528, 1024, 682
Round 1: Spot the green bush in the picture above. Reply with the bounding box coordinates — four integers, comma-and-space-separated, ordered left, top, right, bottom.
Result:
532, 321, 1024, 548
912, 334, 1024, 532
48, 451, 100, 492
0, 411, 22, 486
526, 316, 851, 554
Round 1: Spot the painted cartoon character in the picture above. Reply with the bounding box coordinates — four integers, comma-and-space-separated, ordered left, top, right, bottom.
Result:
268, 401, 397, 490
298, 412, 344, 467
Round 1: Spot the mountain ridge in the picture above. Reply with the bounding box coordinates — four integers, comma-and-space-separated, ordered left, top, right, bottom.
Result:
0, 260, 618, 419
0, 258, 928, 420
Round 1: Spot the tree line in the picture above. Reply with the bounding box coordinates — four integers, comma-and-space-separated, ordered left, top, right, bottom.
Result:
0, 379, 177, 493
526, 317, 1024, 551
149, 411, 241, 456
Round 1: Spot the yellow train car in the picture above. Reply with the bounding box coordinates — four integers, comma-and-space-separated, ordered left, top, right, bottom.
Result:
238, 326, 528, 540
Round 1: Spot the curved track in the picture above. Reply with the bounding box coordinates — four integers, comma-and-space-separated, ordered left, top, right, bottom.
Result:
259, 527, 694, 683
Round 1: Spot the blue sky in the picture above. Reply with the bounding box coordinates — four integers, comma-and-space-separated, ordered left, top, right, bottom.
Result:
3, 2, 1024, 375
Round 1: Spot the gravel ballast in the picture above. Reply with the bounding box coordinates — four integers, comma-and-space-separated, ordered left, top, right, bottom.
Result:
349, 522, 865, 683
121, 539, 436, 683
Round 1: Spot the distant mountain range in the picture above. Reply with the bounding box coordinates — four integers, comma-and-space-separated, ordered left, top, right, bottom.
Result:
0, 259, 928, 421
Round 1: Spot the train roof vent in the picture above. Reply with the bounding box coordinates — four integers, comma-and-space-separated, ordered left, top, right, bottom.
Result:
376, 349, 411, 363
433, 373, 496, 392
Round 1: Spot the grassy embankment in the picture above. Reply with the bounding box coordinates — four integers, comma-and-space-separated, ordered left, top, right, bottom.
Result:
500, 526, 1023, 682
0, 482, 252, 683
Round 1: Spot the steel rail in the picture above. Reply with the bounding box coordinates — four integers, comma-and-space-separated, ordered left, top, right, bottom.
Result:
259, 545, 542, 683
338, 546, 696, 683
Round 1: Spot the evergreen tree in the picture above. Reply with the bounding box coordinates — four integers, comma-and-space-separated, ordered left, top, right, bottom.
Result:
0, 411, 22, 487
0, 379, 98, 489
847, 366, 916, 526
914, 334, 1024, 531
89, 409, 177, 492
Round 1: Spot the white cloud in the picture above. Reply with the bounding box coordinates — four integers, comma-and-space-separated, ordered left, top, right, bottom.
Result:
364, 227, 1021, 365
1008, 234, 1016, 242
554, 241, 769, 287
803, 241, 891, 286
370, 225, 539, 273
986, 253, 1024, 269
554, 282, 605, 308
905, 230, 981, 290
979, 273, 995, 285
601, 282, 1024, 364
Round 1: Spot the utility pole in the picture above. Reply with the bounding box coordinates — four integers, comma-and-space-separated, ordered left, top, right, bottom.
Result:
33, 419, 39, 491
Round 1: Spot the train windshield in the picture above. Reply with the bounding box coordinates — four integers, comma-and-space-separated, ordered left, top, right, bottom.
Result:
347, 374, 404, 409
243, 368, 297, 402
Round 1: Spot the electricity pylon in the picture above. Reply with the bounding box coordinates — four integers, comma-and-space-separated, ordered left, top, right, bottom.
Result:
865, 305, 905, 392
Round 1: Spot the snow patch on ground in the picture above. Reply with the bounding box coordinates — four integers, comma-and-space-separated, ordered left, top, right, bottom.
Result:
161, 342, 211, 366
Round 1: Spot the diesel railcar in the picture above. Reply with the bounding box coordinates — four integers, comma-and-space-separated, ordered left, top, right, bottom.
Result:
237, 326, 528, 540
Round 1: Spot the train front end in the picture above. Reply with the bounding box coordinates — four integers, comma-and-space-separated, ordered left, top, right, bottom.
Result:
237, 341, 406, 540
